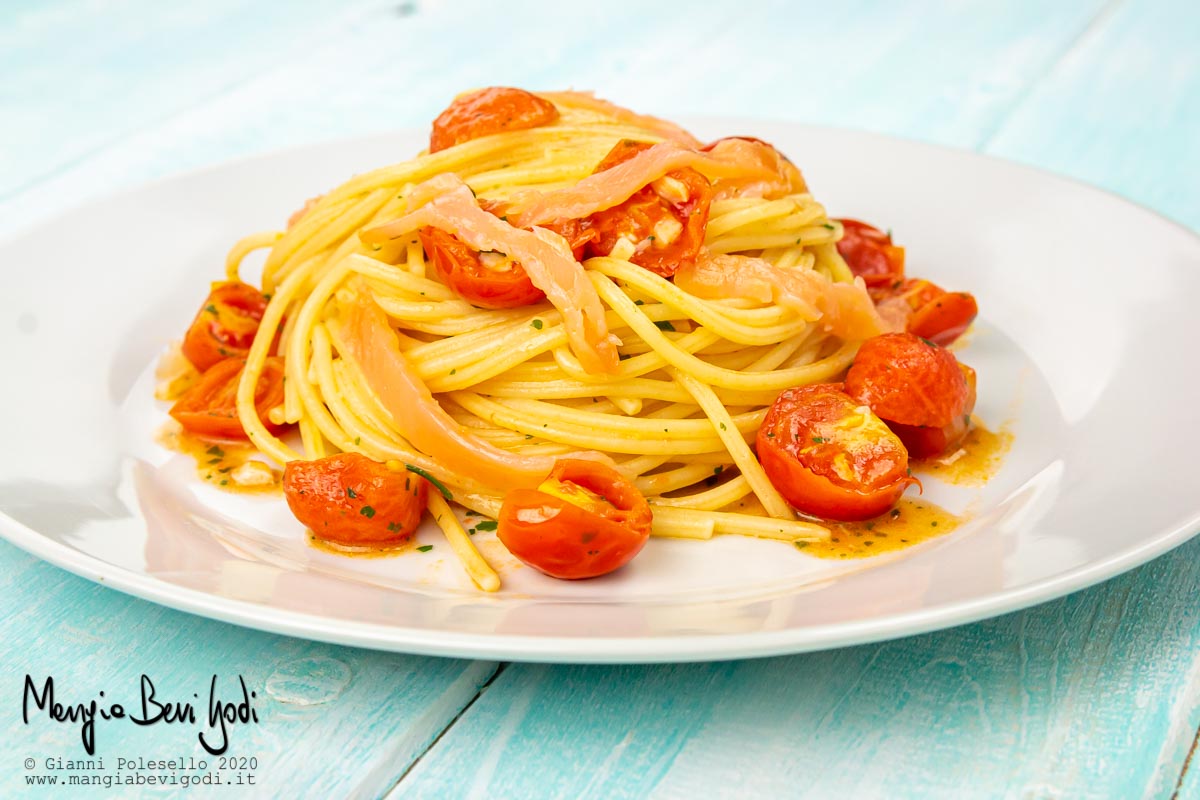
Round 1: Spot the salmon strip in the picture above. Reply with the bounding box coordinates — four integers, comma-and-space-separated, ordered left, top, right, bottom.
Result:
675, 253, 892, 341
338, 291, 611, 493
361, 175, 620, 374
507, 141, 774, 229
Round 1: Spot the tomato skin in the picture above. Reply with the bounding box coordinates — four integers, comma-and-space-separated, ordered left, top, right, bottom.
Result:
497, 459, 653, 580
844, 333, 976, 459
757, 383, 915, 521
429, 87, 559, 153
419, 226, 545, 308
169, 356, 286, 440
283, 453, 429, 547
584, 140, 713, 278
906, 286, 977, 346
874, 278, 978, 347
835, 219, 905, 289
182, 281, 270, 371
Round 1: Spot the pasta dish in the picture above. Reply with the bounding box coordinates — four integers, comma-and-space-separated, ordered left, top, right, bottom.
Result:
157, 88, 982, 591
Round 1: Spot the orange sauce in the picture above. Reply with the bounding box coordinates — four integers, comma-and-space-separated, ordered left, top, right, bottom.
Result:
797, 498, 962, 560
157, 423, 282, 494
916, 418, 1012, 487
306, 533, 421, 558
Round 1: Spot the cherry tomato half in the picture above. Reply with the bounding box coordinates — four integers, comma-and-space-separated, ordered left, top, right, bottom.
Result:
497, 459, 653, 580
429, 87, 560, 154
835, 219, 906, 289
169, 356, 286, 440
420, 202, 598, 308
181, 281, 270, 372
844, 333, 976, 459
757, 383, 916, 521
283, 453, 429, 547
419, 226, 545, 309
874, 278, 978, 347
584, 140, 713, 278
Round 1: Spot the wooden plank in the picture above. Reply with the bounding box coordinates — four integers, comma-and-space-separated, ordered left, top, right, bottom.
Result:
0, 0, 384, 202
0, 0, 1108, 237
984, 0, 1200, 229
391, 540, 1200, 799
0, 540, 498, 799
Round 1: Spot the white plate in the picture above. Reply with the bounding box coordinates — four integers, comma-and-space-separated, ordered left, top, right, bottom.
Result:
2, 121, 1199, 663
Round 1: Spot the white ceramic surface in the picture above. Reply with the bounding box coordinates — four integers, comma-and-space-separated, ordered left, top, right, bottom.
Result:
2, 121, 1198, 663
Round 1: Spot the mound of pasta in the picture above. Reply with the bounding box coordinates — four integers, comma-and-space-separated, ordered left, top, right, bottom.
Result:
160, 88, 980, 591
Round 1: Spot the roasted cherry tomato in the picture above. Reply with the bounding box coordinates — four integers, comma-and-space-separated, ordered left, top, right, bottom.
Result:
429, 87, 559, 153
584, 140, 713, 277
419, 226, 545, 309
477, 198, 598, 261
182, 281, 270, 372
282, 453, 429, 547
497, 459, 653, 580
835, 219, 906, 289
420, 201, 598, 308
874, 278, 978, 347
169, 356, 286, 440
756, 383, 916, 521
844, 333, 976, 459
885, 364, 977, 459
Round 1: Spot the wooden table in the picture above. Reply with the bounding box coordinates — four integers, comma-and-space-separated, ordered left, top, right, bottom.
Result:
3, 1, 1199, 797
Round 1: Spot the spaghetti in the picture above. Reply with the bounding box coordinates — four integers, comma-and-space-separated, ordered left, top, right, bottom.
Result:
164, 88, 981, 591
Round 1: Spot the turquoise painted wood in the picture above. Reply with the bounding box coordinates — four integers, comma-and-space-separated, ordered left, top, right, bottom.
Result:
2, 0, 1199, 797
396, 539, 1200, 799
0, 539, 499, 799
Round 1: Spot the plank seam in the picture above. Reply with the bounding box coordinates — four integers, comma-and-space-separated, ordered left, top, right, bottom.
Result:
380, 662, 511, 798
975, 0, 1127, 152
1171, 724, 1200, 800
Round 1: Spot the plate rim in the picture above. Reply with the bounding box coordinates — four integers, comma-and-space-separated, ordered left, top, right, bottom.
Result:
3, 120, 1199, 663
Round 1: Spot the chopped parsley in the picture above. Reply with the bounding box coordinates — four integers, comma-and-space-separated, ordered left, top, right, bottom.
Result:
346, 487, 358, 499
812, 437, 827, 444
919, 337, 938, 348
360, 505, 375, 518
205, 445, 225, 458
406, 464, 453, 501
416, 545, 434, 552
354, 437, 361, 446
719, 422, 727, 431
634, 299, 645, 306
387, 522, 403, 533
531, 319, 544, 330
822, 223, 836, 231
204, 304, 218, 315
474, 520, 498, 532
654, 320, 676, 332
